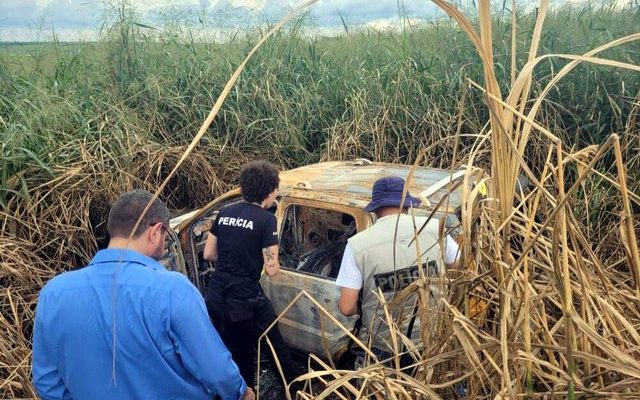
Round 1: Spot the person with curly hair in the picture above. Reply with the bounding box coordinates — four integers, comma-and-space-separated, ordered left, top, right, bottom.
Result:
203, 161, 299, 396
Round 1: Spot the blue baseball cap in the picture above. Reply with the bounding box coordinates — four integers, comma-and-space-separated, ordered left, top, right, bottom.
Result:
364, 176, 421, 212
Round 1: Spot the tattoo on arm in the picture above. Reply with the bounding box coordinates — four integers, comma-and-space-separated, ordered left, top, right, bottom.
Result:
263, 248, 274, 262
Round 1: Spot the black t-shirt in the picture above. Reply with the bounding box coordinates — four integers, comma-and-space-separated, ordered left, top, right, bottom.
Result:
210, 202, 279, 284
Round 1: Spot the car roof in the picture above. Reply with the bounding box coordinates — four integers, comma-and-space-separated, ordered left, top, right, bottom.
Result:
171, 160, 479, 232
279, 160, 474, 212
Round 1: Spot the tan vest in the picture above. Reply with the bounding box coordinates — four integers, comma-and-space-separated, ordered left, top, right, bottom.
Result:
348, 213, 444, 350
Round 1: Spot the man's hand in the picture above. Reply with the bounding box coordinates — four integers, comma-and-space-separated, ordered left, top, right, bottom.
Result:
241, 387, 255, 400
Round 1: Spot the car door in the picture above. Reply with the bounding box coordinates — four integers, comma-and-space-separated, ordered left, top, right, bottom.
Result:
164, 190, 244, 292
184, 191, 246, 292
158, 227, 186, 275
260, 197, 368, 361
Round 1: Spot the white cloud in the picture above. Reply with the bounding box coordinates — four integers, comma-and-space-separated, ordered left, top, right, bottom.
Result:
0, 0, 443, 41
363, 17, 427, 32
363, 19, 395, 31
227, 0, 267, 11
132, 0, 223, 13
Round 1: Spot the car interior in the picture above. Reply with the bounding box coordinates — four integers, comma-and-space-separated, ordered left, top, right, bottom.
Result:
185, 198, 358, 290
279, 204, 357, 279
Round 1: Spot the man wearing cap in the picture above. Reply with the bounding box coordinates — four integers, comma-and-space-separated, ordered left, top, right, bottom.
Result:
335, 176, 460, 355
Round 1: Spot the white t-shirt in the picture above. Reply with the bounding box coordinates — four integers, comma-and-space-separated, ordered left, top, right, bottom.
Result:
335, 235, 460, 290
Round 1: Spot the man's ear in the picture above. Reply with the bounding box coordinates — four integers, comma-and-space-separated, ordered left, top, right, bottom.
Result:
148, 223, 162, 244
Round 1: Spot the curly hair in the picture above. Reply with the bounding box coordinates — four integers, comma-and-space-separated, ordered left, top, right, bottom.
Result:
240, 161, 280, 203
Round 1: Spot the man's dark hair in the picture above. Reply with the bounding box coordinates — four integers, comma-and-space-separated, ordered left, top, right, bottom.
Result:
240, 161, 280, 203
107, 189, 170, 239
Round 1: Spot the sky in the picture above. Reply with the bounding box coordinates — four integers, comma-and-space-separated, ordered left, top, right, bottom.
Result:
0, 0, 633, 42
0, 0, 446, 41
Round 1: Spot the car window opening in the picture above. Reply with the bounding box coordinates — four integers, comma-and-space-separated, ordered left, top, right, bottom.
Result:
189, 196, 246, 287
280, 204, 356, 278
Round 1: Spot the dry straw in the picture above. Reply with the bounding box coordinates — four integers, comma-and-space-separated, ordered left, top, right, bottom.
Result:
0, 135, 235, 398
257, 0, 640, 399
1, 0, 639, 398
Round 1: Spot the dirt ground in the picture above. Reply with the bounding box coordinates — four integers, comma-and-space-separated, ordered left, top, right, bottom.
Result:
257, 354, 342, 400
257, 365, 286, 400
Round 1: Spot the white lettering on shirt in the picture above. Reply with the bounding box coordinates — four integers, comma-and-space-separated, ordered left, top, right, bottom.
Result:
218, 216, 254, 230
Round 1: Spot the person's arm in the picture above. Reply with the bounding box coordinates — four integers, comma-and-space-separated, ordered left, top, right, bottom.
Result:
335, 244, 363, 317
203, 233, 218, 261
443, 235, 461, 268
262, 245, 280, 277
339, 288, 360, 316
204, 214, 221, 261
262, 214, 280, 277
170, 278, 247, 400
32, 293, 71, 400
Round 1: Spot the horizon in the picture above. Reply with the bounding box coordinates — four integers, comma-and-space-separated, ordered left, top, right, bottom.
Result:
1, 0, 633, 43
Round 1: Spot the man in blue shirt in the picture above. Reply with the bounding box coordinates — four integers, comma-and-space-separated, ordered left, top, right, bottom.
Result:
32, 189, 254, 400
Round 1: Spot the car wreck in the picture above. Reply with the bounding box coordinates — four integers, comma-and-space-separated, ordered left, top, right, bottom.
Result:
162, 159, 481, 362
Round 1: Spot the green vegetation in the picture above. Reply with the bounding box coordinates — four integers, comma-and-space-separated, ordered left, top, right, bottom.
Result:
1, 3, 638, 187
0, 3, 639, 397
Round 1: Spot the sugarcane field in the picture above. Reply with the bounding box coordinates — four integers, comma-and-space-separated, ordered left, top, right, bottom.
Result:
1, 0, 640, 399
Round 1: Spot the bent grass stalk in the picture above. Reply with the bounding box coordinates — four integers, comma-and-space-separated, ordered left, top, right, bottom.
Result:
1, 0, 639, 398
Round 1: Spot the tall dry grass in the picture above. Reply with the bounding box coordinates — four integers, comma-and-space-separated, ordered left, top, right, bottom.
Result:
0, 0, 639, 398
0, 135, 241, 399
257, 1, 640, 399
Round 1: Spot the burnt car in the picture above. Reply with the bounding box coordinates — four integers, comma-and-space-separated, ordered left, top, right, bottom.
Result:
162, 160, 480, 361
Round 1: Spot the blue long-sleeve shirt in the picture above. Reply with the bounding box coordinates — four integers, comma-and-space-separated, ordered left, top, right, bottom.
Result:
32, 248, 247, 400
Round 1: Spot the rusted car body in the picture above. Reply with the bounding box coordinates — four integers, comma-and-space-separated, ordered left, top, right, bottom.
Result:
163, 160, 480, 361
